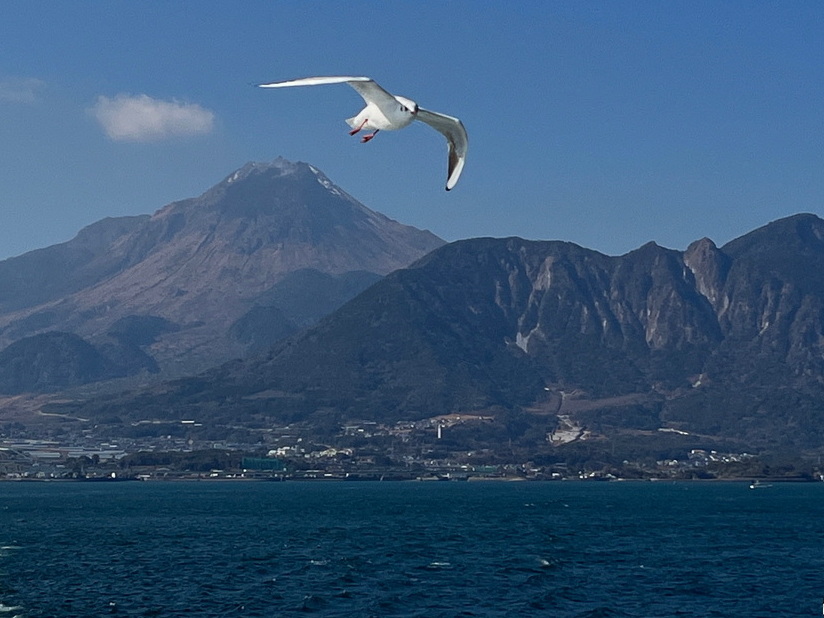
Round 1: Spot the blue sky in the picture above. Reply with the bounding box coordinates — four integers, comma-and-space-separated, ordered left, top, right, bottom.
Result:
1, 2, 823, 260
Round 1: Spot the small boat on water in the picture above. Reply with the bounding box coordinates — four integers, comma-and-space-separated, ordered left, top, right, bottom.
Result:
749, 480, 772, 489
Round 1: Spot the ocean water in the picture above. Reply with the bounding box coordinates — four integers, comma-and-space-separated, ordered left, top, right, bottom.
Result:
0, 480, 822, 617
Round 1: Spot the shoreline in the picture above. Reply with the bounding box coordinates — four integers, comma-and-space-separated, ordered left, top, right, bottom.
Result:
1, 474, 820, 484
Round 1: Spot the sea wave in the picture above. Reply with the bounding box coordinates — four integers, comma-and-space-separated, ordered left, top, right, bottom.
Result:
0, 482, 820, 616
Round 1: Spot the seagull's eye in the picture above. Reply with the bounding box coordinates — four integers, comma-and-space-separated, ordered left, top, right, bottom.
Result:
400, 105, 408, 112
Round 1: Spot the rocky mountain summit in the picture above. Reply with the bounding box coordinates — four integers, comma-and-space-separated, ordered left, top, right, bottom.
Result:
0, 158, 443, 390
74, 213, 824, 452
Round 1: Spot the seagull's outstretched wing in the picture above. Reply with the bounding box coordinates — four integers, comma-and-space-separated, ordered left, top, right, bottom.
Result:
258, 76, 398, 111
258, 76, 369, 88
416, 109, 468, 191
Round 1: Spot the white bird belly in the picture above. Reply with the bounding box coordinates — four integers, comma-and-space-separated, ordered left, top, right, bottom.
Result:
346, 103, 413, 132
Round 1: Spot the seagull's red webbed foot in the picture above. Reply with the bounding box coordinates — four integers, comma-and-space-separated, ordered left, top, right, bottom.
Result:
349, 119, 368, 136
360, 130, 379, 143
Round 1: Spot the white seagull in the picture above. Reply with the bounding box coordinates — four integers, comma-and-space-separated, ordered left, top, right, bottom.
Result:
258, 76, 468, 191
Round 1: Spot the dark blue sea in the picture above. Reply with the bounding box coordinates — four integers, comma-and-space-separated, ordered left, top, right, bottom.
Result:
0, 480, 822, 617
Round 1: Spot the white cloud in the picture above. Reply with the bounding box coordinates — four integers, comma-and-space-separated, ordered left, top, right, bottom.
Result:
0, 76, 45, 103
91, 94, 215, 141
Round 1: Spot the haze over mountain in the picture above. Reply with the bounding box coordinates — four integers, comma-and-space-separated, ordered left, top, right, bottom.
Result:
71, 213, 824, 453
0, 158, 443, 391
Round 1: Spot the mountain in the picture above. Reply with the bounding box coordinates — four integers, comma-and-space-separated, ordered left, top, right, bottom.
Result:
0, 158, 443, 387
68, 213, 824, 453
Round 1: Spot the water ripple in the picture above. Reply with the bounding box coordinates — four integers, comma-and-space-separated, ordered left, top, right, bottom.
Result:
0, 482, 821, 616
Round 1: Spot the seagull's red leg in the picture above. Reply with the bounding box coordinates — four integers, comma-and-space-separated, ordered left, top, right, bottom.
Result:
349, 119, 368, 136
360, 130, 379, 143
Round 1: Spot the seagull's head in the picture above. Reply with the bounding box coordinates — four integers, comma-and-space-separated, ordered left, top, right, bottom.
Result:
395, 96, 419, 117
